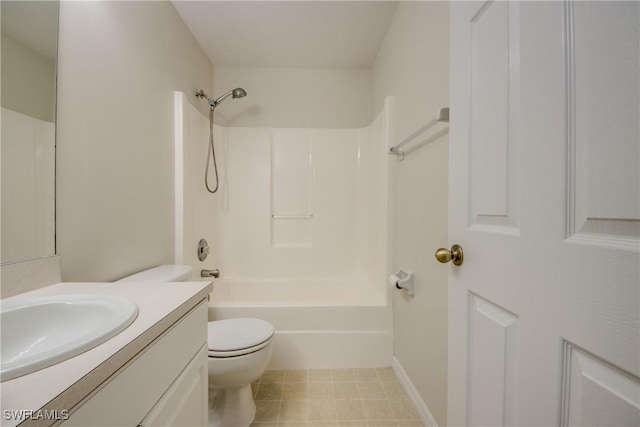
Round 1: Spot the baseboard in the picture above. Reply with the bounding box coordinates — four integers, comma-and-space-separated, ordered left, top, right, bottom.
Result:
392, 356, 439, 427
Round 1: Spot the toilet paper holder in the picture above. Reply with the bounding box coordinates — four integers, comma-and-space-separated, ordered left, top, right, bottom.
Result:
389, 269, 415, 296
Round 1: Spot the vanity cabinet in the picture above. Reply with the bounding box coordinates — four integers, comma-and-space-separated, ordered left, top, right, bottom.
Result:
59, 300, 208, 427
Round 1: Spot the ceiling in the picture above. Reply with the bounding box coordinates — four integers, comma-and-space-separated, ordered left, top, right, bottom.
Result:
172, 1, 398, 69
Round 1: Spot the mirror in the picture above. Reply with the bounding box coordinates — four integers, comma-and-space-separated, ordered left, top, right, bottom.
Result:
1, 1, 58, 263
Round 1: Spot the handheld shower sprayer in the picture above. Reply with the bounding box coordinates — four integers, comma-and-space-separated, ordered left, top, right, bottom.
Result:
195, 87, 247, 193
196, 88, 247, 111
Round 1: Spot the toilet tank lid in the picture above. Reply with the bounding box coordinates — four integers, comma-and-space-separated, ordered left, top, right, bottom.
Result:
115, 265, 193, 283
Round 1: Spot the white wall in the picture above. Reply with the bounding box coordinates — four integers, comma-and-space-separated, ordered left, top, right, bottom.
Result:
213, 66, 372, 128
372, 2, 450, 425
56, 1, 213, 281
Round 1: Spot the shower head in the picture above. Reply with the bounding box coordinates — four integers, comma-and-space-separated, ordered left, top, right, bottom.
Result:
231, 88, 247, 99
196, 88, 247, 110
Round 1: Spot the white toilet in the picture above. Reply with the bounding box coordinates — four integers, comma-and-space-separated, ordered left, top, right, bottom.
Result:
117, 265, 275, 427
207, 318, 274, 427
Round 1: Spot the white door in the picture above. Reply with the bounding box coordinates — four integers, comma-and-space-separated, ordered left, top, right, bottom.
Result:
448, 1, 639, 425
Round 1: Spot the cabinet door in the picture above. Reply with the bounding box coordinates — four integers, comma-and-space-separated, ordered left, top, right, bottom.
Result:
61, 302, 208, 426
140, 344, 208, 427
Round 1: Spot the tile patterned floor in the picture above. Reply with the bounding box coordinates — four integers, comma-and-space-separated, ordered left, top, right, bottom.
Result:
250, 368, 423, 427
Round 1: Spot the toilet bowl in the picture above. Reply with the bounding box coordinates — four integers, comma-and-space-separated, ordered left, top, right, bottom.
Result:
117, 265, 275, 427
207, 318, 274, 427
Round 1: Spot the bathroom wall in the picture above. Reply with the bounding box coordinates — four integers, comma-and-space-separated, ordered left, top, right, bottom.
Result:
56, 1, 213, 281
213, 66, 372, 128
372, 2, 450, 425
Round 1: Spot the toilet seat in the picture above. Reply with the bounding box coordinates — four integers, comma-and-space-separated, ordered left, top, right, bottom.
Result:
208, 339, 272, 358
208, 318, 274, 358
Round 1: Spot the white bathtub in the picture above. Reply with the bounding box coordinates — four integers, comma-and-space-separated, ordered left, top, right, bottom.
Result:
208, 278, 393, 369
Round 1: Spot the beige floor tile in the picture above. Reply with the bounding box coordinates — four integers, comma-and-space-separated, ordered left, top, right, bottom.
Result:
362, 399, 394, 420
354, 368, 379, 383
382, 383, 408, 400
308, 399, 338, 421
337, 421, 368, 426
308, 382, 335, 399
376, 368, 399, 383
285, 369, 309, 383
332, 369, 356, 382
280, 400, 309, 422
308, 369, 333, 382
396, 421, 424, 427
254, 368, 421, 427
367, 421, 399, 427
262, 370, 287, 383
333, 382, 360, 400
283, 382, 309, 400
255, 400, 281, 423
389, 400, 420, 420
336, 400, 366, 421
256, 382, 284, 400
252, 382, 260, 397
358, 382, 386, 399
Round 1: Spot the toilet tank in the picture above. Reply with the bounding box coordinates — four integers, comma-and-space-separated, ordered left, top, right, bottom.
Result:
115, 265, 193, 283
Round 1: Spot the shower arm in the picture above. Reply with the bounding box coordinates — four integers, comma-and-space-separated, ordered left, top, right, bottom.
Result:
212, 90, 234, 107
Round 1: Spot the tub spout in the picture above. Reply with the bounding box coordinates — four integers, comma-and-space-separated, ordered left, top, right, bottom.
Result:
201, 269, 220, 278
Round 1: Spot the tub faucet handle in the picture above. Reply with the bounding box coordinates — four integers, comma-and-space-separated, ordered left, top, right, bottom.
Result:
201, 269, 220, 278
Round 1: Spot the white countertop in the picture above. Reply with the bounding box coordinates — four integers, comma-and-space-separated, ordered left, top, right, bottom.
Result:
0, 281, 212, 426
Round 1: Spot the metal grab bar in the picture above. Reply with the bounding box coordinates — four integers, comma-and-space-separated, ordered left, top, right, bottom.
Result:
388, 107, 449, 160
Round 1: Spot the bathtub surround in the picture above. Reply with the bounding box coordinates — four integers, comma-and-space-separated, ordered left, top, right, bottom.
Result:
206, 123, 386, 283
56, 1, 213, 282
176, 94, 392, 369
373, 2, 450, 425
178, 100, 389, 288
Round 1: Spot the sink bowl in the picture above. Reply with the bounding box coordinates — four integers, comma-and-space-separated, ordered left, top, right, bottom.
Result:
1, 294, 138, 381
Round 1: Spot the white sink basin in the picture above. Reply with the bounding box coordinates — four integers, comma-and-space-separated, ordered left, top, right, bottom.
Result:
1, 294, 138, 382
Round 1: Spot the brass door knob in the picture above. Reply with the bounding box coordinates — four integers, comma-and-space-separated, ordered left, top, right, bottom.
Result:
435, 244, 464, 266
